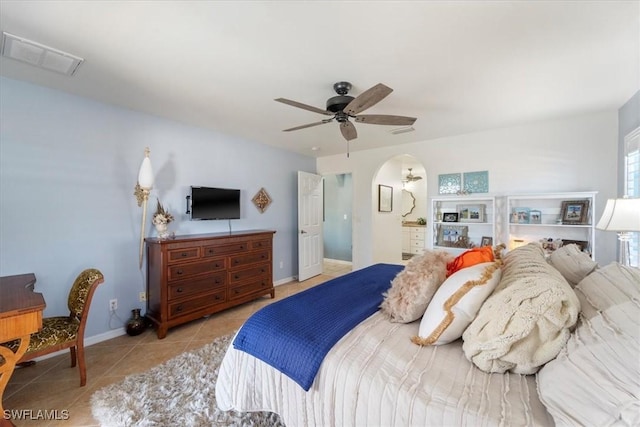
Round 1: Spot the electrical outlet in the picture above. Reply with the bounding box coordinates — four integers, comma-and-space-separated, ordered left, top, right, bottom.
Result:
109, 299, 117, 312
139, 292, 147, 302
279, 261, 284, 269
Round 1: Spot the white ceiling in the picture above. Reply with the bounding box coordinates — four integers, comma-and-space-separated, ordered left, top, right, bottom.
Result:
1, 1, 638, 158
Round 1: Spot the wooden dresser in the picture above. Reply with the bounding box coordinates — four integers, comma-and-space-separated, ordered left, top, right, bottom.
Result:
145, 230, 275, 339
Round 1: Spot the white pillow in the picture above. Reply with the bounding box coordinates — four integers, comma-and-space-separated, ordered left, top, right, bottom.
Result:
412, 261, 502, 346
538, 263, 640, 426
548, 243, 598, 286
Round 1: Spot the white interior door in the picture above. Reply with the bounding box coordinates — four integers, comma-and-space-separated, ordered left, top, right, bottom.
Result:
298, 171, 324, 281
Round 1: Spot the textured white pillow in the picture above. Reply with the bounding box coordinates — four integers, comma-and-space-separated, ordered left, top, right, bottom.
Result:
538, 263, 640, 426
412, 261, 502, 346
380, 250, 454, 323
549, 243, 598, 286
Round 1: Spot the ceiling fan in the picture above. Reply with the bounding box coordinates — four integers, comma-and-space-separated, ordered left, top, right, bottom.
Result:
275, 81, 417, 142
403, 168, 423, 182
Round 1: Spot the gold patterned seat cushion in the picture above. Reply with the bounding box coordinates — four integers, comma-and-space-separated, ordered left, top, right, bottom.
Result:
2, 316, 80, 354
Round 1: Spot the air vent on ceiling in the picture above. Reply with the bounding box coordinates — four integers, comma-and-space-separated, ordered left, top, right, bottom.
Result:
1, 32, 84, 76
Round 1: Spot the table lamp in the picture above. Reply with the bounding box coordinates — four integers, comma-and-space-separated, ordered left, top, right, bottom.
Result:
134, 147, 154, 269
596, 198, 640, 266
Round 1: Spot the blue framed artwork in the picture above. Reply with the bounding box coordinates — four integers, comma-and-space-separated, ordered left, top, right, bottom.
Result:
463, 171, 489, 194
438, 173, 461, 194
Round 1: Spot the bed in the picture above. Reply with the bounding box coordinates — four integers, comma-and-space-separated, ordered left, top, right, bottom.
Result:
216, 243, 640, 426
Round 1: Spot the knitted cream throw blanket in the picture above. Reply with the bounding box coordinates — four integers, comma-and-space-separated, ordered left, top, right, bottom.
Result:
462, 243, 580, 374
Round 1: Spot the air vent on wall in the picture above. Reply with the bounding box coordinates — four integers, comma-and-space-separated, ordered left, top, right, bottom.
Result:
1, 32, 84, 76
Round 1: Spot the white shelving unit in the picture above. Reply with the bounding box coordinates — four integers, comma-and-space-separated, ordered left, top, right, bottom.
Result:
429, 196, 497, 255
506, 192, 597, 259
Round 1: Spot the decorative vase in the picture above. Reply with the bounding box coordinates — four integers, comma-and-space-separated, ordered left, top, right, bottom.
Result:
154, 222, 170, 239
126, 308, 146, 336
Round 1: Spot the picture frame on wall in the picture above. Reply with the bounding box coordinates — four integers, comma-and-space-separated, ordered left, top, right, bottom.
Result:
457, 204, 485, 222
442, 212, 459, 222
378, 185, 393, 212
560, 200, 590, 225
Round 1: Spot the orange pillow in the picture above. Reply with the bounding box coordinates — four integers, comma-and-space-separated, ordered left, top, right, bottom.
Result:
446, 246, 494, 277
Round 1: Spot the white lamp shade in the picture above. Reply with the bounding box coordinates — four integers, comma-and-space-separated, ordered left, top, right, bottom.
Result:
596, 198, 640, 232
137, 156, 154, 189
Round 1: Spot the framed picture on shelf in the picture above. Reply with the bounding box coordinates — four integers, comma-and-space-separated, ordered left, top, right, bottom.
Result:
560, 200, 590, 225
561, 239, 589, 252
457, 204, 485, 222
442, 212, 459, 222
378, 185, 393, 212
481, 236, 493, 247
436, 225, 469, 247
529, 209, 542, 224
511, 207, 530, 224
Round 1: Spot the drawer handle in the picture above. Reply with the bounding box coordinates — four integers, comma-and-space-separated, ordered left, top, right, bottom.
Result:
215, 295, 221, 300
234, 259, 239, 264
176, 269, 183, 275
176, 287, 183, 293
176, 306, 183, 312
234, 275, 240, 280
208, 249, 214, 254
261, 269, 266, 273
181, 252, 188, 257
215, 263, 220, 268
256, 243, 262, 247
215, 279, 221, 284
261, 254, 266, 259
234, 289, 240, 294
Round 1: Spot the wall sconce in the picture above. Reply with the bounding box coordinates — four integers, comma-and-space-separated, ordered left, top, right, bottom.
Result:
596, 197, 640, 266
134, 147, 154, 269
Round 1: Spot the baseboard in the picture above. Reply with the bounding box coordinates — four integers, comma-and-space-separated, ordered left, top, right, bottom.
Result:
324, 258, 352, 265
274, 276, 296, 286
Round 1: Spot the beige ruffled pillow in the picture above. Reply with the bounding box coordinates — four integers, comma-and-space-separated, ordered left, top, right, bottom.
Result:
549, 243, 598, 286
380, 250, 454, 323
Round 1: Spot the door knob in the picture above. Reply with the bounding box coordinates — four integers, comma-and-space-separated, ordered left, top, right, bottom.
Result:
300, 230, 307, 234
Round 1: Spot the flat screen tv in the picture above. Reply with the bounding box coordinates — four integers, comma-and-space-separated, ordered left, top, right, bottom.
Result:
189, 186, 240, 220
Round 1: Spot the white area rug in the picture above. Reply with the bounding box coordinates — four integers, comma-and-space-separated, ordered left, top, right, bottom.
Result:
90, 333, 285, 426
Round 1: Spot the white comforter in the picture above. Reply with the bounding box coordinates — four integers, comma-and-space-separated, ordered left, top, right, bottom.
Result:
216, 311, 553, 426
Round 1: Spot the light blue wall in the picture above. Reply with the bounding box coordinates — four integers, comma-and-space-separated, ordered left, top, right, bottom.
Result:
0, 77, 315, 339
323, 173, 352, 261
618, 90, 640, 194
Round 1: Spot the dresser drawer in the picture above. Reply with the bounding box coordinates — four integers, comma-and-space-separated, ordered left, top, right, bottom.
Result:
168, 258, 226, 281
229, 278, 272, 300
167, 247, 201, 263
410, 240, 425, 248
251, 239, 272, 250
411, 232, 425, 241
203, 242, 248, 257
229, 264, 270, 284
167, 273, 226, 300
229, 250, 270, 269
168, 289, 226, 318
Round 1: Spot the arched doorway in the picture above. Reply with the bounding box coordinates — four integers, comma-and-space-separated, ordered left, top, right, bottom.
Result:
371, 154, 427, 264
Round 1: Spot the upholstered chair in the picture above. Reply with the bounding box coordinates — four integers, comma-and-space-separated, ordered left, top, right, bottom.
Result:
2, 268, 104, 386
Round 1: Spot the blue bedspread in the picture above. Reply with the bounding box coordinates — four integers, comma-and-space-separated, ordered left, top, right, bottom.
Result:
233, 263, 403, 391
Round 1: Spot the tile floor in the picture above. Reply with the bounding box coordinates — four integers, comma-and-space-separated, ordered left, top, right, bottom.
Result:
3, 259, 352, 426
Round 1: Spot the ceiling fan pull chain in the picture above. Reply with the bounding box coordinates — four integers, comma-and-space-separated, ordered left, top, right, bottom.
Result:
347, 141, 350, 158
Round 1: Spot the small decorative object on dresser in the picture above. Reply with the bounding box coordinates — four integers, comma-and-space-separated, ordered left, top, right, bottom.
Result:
560, 200, 590, 225
152, 199, 174, 239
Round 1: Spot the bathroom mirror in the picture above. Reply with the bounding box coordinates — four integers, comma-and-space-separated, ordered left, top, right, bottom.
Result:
401, 189, 416, 217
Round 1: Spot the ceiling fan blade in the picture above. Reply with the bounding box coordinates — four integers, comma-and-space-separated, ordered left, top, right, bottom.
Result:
283, 119, 333, 132
355, 114, 417, 126
344, 83, 393, 115
275, 98, 332, 116
340, 121, 357, 141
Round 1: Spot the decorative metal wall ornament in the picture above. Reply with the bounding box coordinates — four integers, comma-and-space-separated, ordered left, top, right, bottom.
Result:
252, 187, 272, 213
